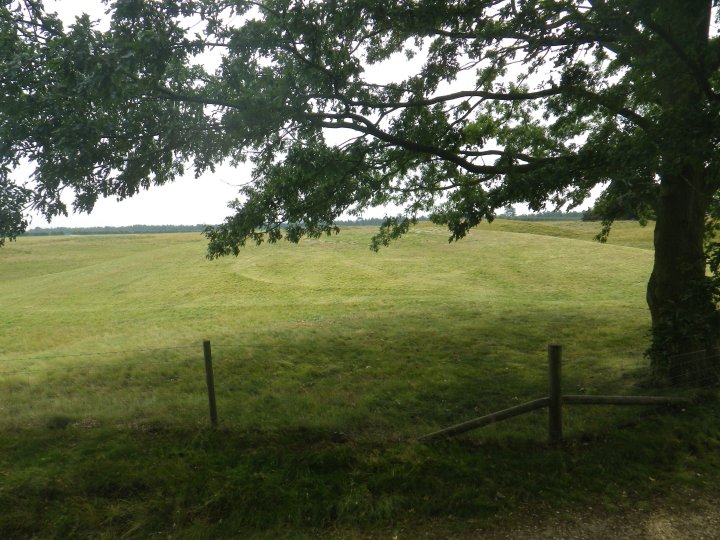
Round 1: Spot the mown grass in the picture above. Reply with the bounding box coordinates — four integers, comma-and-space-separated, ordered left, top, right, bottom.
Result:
1, 220, 718, 538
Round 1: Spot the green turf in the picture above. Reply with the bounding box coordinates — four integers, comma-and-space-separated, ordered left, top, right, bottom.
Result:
0, 220, 717, 538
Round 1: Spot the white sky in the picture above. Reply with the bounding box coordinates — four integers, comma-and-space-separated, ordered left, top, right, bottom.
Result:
27, 1, 562, 228
29, 161, 249, 229
32, 0, 419, 228
25, 1, 245, 227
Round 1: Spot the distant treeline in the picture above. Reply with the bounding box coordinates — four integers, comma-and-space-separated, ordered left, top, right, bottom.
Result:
505, 210, 643, 221
21, 210, 627, 237
505, 211, 585, 221
22, 224, 209, 236
334, 217, 431, 226
341, 212, 595, 224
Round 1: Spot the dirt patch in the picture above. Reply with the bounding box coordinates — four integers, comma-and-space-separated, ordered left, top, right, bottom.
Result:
463, 495, 720, 540
324, 491, 720, 540
482, 504, 720, 539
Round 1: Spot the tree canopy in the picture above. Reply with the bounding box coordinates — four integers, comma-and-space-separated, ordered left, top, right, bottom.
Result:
2, 0, 720, 384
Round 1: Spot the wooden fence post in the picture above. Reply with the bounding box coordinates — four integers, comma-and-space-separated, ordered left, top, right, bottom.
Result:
548, 344, 562, 445
203, 340, 218, 428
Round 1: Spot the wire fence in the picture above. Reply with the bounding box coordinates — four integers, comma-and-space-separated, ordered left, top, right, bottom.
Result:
661, 349, 720, 388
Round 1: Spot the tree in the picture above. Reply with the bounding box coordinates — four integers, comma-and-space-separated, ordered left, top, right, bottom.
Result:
2, 0, 720, 385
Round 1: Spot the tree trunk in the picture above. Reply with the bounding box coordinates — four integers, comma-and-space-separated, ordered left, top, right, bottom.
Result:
647, 169, 719, 385
645, 0, 719, 386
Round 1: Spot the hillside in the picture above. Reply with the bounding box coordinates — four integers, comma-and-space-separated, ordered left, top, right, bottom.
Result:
1, 221, 717, 538
1, 220, 653, 377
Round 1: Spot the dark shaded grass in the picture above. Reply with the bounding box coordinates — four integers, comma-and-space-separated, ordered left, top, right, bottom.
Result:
1, 400, 718, 538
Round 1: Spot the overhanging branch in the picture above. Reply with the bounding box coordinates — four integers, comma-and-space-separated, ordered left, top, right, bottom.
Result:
312, 114, 570, 177
341, 87, 564, 109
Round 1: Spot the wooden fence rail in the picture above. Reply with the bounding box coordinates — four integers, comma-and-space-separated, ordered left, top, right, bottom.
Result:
418, 398, 550, 441
420, 344, 691, 444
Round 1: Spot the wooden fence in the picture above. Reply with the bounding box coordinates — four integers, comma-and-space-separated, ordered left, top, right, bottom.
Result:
419, 344, 691, 444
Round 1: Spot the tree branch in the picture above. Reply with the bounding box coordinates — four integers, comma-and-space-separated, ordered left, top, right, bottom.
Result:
572, 88, 652, 131
341, 87, 564, 109
311, 114, 570, 177
642, 18, 720, 101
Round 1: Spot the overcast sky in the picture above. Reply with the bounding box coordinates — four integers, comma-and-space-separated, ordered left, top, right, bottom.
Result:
31, 1, 422, 228
21, 2, 245, 228
28, 1, 552, 228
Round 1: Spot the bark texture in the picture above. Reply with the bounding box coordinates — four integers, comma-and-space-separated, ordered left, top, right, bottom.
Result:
648, 170, 719, 384
647, 0, 720, 385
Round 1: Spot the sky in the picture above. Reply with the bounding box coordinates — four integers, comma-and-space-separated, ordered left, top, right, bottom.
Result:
31, 0, 424, 228
24, 1, 245, 228
27, 1, 561, 229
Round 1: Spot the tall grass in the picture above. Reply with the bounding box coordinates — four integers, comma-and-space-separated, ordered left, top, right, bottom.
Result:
1, 220, 717, 538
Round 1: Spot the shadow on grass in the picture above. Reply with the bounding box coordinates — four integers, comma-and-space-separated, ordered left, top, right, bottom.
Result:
6, 306, 707, 537
1, 398, 718, 539
201, 305, 652, 434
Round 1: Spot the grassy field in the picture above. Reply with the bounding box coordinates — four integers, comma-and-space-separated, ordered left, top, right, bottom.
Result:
1, 220, 718, 538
